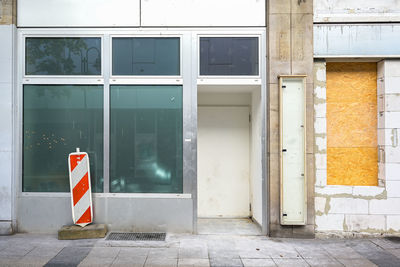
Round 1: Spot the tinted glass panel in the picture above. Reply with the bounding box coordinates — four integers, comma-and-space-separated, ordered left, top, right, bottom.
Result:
112, 38, 180, 75
26, 38, 101, 75
110, 85, 183, 193
200, 37, 259, 76
23, 85, 103, 192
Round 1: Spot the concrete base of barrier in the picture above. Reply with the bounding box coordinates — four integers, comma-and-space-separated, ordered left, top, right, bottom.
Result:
58, 224, 107, 240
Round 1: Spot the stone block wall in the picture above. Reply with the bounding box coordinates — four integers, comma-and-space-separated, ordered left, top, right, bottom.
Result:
314, 60, 400, 236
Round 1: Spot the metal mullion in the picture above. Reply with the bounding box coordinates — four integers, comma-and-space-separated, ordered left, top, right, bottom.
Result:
103, 34, 111, 193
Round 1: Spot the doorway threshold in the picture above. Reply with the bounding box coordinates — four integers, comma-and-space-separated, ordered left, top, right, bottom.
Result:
197, 218, 262, 236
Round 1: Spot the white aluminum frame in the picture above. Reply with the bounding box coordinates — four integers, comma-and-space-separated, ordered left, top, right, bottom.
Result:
15, 27, 267, 234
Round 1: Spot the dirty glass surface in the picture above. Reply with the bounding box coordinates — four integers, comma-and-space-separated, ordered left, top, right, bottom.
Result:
23, 85, 103, 192
110, 85, 183, 193
25, 37, 101, 75
112, 37, 180, 76
200, 37, 259, 76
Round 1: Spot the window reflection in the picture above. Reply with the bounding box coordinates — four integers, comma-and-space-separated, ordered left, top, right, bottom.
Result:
26, 38, 101, 75
110, 85, 183, 193
23, 85, 104, 192
112, 38, 180, 76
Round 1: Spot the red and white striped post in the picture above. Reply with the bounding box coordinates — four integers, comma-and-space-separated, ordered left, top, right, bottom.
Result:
68, 148, 93, 227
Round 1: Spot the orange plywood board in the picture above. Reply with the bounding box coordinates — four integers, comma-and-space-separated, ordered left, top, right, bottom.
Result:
327, 102, 377, 148
327, 148, 378, 186
327, 63, 377, 104
326, 62, 378, 186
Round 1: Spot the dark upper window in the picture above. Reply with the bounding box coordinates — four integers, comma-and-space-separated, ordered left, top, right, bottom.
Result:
200, 37, 259, 76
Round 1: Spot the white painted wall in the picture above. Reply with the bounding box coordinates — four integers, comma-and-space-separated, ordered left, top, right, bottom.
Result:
198, 106, 250, 218
17, 0, 265, 27
250, 88, 263, 224
141, 0, 265, 27
18, 0, 140, 27
314, 0, 400, 22
0, 25, 14, 235
314, 60, 400, 235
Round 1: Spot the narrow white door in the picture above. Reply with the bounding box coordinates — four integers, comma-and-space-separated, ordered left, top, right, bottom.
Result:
281, 78, 306, 225
198, 106, 250, 218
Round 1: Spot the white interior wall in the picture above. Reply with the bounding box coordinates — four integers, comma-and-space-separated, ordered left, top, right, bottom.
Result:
251, 88, 263, 224
198, 86, 262, 222
198, 92, 251, 106
198, 105, 250, 217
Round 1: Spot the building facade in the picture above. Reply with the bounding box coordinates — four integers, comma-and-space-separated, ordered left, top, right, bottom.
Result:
0, 0, 399, 238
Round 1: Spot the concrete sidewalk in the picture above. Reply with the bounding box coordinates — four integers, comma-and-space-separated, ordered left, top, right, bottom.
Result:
1, 233, 400, 267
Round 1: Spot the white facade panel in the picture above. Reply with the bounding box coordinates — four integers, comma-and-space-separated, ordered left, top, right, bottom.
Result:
141, 0, 265, 27
17, 0, 140, 27
314, 0, 400, 23
0, 25, 14, 224
0, 152, 12, 221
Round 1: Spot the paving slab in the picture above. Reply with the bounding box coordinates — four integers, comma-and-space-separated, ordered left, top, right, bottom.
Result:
112, 256, 146, 267
3, 232, 400, 267
348, 239, 400, 267
178, 258, 210, 267
148, 248, 179, 259
388, 248, 400, 258
336, 258, 377, 267
145, 258, 178, 267
304, 257, 343, 267
78, 247, 120, 266
44, 246, 92, 267
272, 258, 310, 267
17, 246, 64, 267
241, 258, 276, 267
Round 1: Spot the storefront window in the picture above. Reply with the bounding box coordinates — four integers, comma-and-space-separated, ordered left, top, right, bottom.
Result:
25, 37, 101, 75
200, 37, 259, 76
112, 37, 180, 76
23, 85, 104, 192
110, 85, 183, 193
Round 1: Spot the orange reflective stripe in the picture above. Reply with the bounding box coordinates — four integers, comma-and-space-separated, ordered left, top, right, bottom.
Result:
76, 207, 92, 224
72, 173, 89, 206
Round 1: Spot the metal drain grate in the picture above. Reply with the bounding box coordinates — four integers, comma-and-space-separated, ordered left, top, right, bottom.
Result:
106, 232, 166, 241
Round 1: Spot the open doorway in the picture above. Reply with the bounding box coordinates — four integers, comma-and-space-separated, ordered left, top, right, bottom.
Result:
197, 85, 263, 235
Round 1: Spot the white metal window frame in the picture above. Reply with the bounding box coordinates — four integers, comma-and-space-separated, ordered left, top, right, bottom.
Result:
196, 33, 262, 85
16, 28, 266, 204
109, 34, 183, 85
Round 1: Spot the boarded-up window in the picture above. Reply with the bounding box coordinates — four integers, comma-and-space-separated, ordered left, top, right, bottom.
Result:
326, 62, 378, 186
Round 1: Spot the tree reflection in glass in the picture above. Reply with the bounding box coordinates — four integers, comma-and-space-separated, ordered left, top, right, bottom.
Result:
26, 37, 101, 75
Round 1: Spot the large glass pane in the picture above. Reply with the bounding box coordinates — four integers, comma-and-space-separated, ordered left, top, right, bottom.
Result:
23, 85, 103, 192
110, 85, 183, 193
26, 38, 101, 75
200, 37, 259, 76
112, 38, 180, 76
